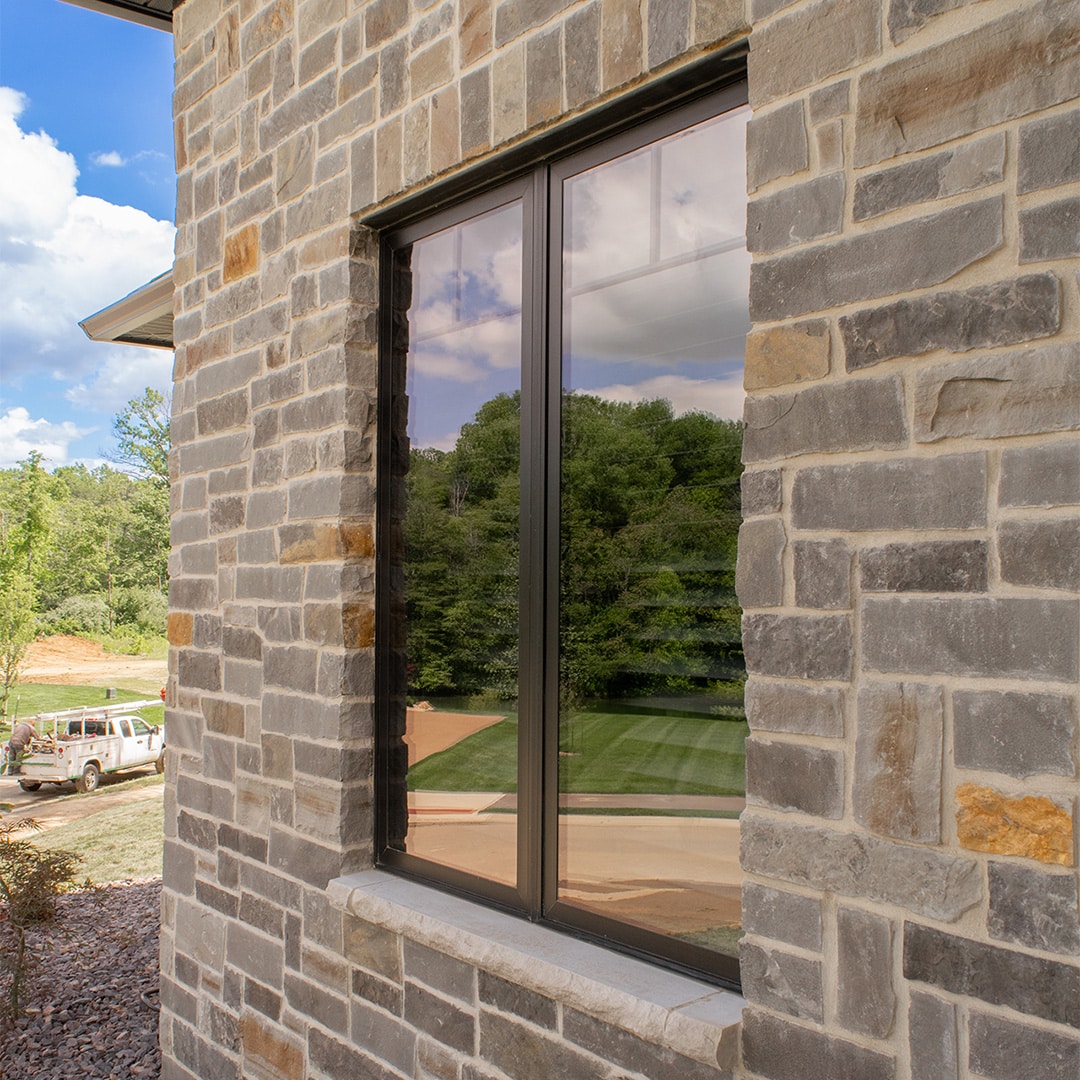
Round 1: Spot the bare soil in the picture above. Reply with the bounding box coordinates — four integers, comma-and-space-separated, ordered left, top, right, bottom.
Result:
19, 635, 167, 686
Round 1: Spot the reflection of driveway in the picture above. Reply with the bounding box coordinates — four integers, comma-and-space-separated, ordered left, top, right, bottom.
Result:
404, 810, 743, 936
404, 709, 507, 765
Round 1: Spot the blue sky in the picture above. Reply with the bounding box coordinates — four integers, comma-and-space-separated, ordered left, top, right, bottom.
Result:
0, 0, 176, 469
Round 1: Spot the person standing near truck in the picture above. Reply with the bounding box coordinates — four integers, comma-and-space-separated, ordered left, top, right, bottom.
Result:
5, 720, 34, 774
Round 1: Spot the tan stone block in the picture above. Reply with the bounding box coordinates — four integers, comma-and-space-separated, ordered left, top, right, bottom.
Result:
376, 116, 403, 201
240, 1012, 305, 1080
602, 0, 643, 90
745, 320, 831, 390
816, 119, 843, 172
693, 0, 748, 46
298, 225, 350, 269
217, 11, 240, 81
280, 522, 342, 563
224, 224, 260, 283
411, 37, 454, 98
460, 0, 493, 67
430, 86, 460, 174
956, 783, 1074, 867
168, 612, 195, 646
340, 522, 375, 559
343, 604, 375, 649
492, 43, 524, 145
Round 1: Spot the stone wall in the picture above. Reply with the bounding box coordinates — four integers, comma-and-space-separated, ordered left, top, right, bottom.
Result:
737, 0, 1080, 1076
160, 0, 1079, 1077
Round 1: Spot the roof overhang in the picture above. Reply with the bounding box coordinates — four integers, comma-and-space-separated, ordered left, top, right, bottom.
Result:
60, 0, 174, 31
80, 270, 175, 350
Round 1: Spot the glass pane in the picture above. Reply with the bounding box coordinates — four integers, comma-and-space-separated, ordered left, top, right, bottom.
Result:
558, 107, 750, 958
388, 200, 523, 888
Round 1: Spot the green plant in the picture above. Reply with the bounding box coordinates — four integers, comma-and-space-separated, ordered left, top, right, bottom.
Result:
0, 804, 83, 1024
40, 593, 112, 636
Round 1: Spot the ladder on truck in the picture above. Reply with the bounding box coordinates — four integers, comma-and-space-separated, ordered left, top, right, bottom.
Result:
21, 699, 163, 748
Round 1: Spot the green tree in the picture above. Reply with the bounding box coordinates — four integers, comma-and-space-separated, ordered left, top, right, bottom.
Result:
111, 387, 170, 489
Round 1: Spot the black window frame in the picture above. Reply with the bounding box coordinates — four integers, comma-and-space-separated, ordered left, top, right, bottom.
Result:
374, 70, 749, 991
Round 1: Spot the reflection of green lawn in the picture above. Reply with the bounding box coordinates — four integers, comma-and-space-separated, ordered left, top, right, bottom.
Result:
407, 712, 747, 796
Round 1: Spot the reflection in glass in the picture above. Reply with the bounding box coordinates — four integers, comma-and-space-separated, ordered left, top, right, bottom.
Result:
390, 201, 523, 887
558, 107, 750, 956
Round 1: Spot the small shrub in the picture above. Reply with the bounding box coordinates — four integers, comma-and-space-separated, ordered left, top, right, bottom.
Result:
0, 806, 83, 1024
113, 587, 168, 635
40, 594, 111, 636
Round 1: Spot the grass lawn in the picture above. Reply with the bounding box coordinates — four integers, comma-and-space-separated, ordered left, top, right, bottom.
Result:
32, 777, 165, 884
2, 685, 164, 740
408, 711, 747, 796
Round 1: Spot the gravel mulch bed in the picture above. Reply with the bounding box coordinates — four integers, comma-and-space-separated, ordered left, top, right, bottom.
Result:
1, 878, 161, 1078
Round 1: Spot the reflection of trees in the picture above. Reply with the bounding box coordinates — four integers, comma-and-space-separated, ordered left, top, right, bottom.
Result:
404, 392, 744, 707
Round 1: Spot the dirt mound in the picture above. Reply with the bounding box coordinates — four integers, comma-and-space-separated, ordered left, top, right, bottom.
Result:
19, 635, 167, 686
24, 635, 112, 667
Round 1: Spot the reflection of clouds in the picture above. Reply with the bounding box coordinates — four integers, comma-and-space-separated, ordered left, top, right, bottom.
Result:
582, 373, 746, 422
566, 108, 748, 290
410, 312, 521, 380
567, 250, 750, 368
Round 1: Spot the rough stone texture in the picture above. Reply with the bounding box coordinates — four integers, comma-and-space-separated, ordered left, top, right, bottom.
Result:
903, 921, 1080, 1028
745, 737, 844, 818
741, 1007, 896, 1080
740, 815, 983, 922
739, 941, 823, 1021
887, 0, 970, 43
1018, 108, 1080, 193
859, 540, 988, 593
861, 597, 1079, 681
854, 682, 943, 844
750, 197, 1003, 320
740, 468, 783, 517
908, 990, 959, 1080
987, 861, 1080, 954
735, 517, 786, 608
1020, 196, 1080, 262
742, 376, 907, 461
792, 454, 987, 531
999, 441, 1080, 507
853, 132, 1004, 220
741, 881, 823, 951
746, 173, 844, 252
840, 274, 1061, 370
1000, 518, 1080, 591
746, 100, 808, 192
744, 680, 845, 737
968, 1010, 1080, 1080
742, 613, 852, 680
953, 690, 1078, 779
855, 0, 1080, 167
744, 318, 830, 389
836, 907, 895, 1038
747, 0, 881, 107
914, 343, 1080, 443
956, 783, 1074, 867
793, 539, 851, 609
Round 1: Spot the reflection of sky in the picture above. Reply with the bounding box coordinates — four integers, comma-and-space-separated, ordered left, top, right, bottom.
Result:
406, 201, 523, 450
403, 105, 751, 449
564, 107, 749, 422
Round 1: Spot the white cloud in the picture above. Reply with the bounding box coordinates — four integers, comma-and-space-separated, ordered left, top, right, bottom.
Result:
584, 372, 746, 422
0, 87, 175, 391
64, 346, 174, 417
91, 150, 127, 167
0, 407, 93, 469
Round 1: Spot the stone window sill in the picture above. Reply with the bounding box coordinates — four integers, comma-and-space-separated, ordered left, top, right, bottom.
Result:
328, 869, 744, 1071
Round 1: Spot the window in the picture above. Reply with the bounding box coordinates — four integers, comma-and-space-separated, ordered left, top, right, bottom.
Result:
377, 85, 749, 987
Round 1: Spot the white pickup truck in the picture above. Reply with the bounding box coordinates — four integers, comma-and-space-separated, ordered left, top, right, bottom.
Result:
15, 700, 166, 794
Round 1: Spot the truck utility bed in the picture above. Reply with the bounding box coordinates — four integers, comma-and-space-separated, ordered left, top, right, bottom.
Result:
14, 700, 166, 793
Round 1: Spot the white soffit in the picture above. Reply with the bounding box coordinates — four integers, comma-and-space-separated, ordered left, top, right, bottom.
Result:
80, 270, 174, 350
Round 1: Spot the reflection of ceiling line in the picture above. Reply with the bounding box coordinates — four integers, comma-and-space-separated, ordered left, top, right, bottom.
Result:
566, 236, 744, 300
412, 306, 521, 346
